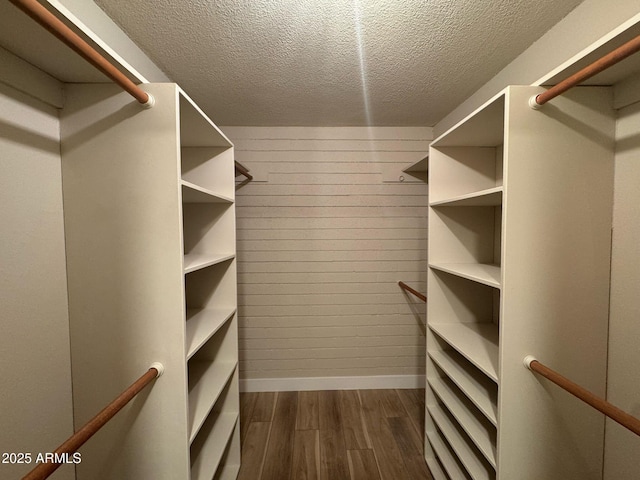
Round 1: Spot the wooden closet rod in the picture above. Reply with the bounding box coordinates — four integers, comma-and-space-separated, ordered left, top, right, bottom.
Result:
524, 356, 640, 437
21, 363, 164, 480
235, 161, 253, 181
398, 281, 427, 303
8, 0, 154, 107
531, 33, 640, 107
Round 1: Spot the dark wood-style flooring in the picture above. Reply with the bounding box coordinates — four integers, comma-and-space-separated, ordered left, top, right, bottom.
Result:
238, 389, 433, 480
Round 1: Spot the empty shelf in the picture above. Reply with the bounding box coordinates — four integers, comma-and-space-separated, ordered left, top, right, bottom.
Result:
213, 462, 241, 480
428, 375, 497, 467
430, 187, 503, 207
186, 308, 237, 360
190, 412, 238, 480
428, 402, 496, 480
430, 263, 501, 289
184, 253, 235, 274
426, 425, 472, 480
188, 361, 237, 443
429, 323, 499, 382
182, 181, 234, 203
429, 350, 498, 425
424, 438, 449, 480
425, 457, 449, 480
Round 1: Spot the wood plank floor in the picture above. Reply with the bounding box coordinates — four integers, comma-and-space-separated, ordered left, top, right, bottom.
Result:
238, 389, 433, 480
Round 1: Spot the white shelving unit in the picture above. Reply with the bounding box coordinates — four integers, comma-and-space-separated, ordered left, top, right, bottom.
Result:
61, 83, 240, 479
425, 85, 615, 479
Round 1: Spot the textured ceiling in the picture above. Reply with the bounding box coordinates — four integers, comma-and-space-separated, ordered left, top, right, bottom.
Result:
94, 0, 585, 126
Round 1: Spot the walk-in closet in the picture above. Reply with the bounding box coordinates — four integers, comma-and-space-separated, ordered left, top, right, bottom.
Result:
2, 1, 640, 479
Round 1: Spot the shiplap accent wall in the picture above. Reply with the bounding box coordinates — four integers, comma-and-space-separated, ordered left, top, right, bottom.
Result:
222, 127, 431, 392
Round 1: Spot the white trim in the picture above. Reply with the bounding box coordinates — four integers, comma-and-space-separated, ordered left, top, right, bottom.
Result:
240, 374, 425, 392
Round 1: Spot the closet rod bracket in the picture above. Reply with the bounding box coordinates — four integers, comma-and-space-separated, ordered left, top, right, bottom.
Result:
150, 362, 164, 377
523, 355, 538, 369
142, 93, 156, 109
528, 95, 543, 110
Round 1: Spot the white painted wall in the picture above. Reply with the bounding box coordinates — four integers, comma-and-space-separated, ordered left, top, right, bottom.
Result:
50, 0, 170, 83
224, 126, 430, 391
0, 82, 75, 479
604, 96, 640, 480
434, 0, 640, 136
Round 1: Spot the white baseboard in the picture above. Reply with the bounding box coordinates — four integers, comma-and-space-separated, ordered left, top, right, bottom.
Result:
240, 374, 425, 392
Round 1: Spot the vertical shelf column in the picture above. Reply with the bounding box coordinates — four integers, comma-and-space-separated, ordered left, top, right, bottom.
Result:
426, 85, 615, 480
61, 83, 190, 480
60, 83, 241, 480
497, 85, 614, 480
426, 92, 504, 480
178, 89, 240, 480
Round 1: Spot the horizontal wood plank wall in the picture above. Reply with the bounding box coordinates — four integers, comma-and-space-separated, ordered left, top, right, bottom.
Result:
223, 127, 431, 391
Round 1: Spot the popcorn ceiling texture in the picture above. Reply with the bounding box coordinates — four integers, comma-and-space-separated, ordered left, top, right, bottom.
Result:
95, 0, 584, 126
